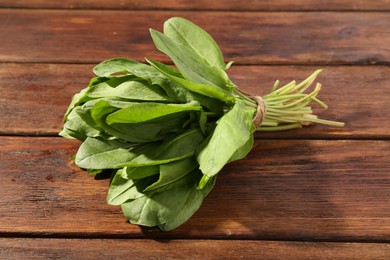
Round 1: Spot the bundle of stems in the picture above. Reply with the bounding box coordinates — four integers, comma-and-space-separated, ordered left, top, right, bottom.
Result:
237, 69, 344, 131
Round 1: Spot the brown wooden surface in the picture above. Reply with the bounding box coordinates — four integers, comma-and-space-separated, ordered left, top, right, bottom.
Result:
1, 238, 389, 260
1, 63, 389, 138
3, 0, 390, 11
1, 1, 389, 259
1, 137, 389, 241
1, 10, 389, 65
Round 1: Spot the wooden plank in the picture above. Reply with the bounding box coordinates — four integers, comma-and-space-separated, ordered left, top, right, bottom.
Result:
1, 137, 389, 240
1, 63, 388, 138
2, 0, 390, 11
0, 238, 389, 260
0, 10, 389, 64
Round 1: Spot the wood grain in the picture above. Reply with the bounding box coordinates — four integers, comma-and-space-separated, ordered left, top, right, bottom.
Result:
1, 137, 389, 241
1, 63, 388, 138
1, 238, 389, 260
1, 0, 389, 257
1, 10, 389, 64
3, 0, 390, 11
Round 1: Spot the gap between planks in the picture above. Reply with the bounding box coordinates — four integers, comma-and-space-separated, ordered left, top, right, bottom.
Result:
1, 231, 390, 244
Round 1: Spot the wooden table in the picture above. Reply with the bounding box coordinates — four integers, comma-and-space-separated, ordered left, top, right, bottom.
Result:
1, 1, 390, 259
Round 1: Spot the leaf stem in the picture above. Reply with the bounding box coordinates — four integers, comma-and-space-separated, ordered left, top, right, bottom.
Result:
249, 70, 344, 131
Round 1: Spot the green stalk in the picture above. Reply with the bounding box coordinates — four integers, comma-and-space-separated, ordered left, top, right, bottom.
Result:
252, 70, 344, 131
